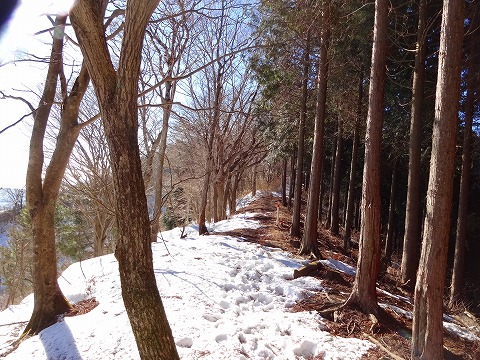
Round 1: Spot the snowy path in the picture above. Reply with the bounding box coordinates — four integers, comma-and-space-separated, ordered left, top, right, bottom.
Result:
0, 209, 375, 359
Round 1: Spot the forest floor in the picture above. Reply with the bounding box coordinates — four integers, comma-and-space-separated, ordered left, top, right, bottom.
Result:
218, 192, 480, 360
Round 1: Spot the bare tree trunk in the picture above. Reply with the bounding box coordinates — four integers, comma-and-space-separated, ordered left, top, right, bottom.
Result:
344, 68, 364, 250
251, 166, 257, 197
229, 171, 241, 215
150, 100, 173, 242
300, 3, 329, 257
401, 0, 427, 289
330, 117, 343, 236
93, 210, 112, 257
71, 1, 180, 358
223, 176, 230, 219
411, 1, 464, 358
198, 66, 223, 234
345, 0, 388, 316
24, 15, 91, 335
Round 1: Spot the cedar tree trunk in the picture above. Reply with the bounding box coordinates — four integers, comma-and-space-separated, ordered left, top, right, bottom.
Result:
401, 0, 427, 288
300, 3, 329, 257
411, 0, 464, 358
344, 68, 364, 250
345, 0, 388, 316
290, 32, 311, 237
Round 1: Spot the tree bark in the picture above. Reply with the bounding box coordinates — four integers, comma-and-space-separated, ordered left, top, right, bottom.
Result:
71, 1, 180, 358
344, 68, 364, 250
288, 153, 295, 209
411, 1, 464, 358
300, 3, 329, 257
345, 0, 388, 316
150, 99, 173, 242
24, 15, 91, 335
449, 10, 478, 307
330, 117, 343, 236
198, 62, 224, 234
384, 164, 398, 265
290, 32, 311, 238
282, 158, 288, 206
325, 125, 336, 229
401, 0, 427, 289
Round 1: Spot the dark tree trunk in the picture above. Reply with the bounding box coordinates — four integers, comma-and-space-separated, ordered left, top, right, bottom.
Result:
411, 1, 464, 358
71, 1, 180, 358
213, 183, 219, 223
344, 68, 364, 250
288, 153, 296, 209
229, 171, 241, 215
330, 118, 343, 236
251, 166, 257, 197
300, 2, 329, 257
354, 196, 361, 230
401, 0, 427, 289
282, 158, 288, 206
325, 126, 336, 229
290, 32, 311, 238
384, 164, 398, 265
345, 0, 388, 317
198, 167, 211, 235
318, 166, 325, 222
449, 11, 478, 307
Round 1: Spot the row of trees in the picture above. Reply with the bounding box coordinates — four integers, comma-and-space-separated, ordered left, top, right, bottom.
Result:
252, 0, 478, 358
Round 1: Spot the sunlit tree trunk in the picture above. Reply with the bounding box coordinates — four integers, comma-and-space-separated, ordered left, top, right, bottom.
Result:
71, 1, 180, 358
345, 0, 387, 316
24, 15, 91, 335
411, 1, 464, 358
300, 2, 329, 257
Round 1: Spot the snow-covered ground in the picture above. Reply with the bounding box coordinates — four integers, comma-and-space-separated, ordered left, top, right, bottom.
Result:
0, 194, 375, 360
0, 192, 477, 359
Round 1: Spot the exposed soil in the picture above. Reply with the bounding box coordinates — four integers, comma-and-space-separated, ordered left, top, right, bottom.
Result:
218, 193, 480, 360
64, 298, 99, 317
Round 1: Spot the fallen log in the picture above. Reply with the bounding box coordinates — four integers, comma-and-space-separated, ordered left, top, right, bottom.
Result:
293, 261, 322, 279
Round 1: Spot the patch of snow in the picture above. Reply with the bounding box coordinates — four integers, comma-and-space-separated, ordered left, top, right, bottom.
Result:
320, 258, 356, 276
0, 211, 375, 359
378, 288, 412, 305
